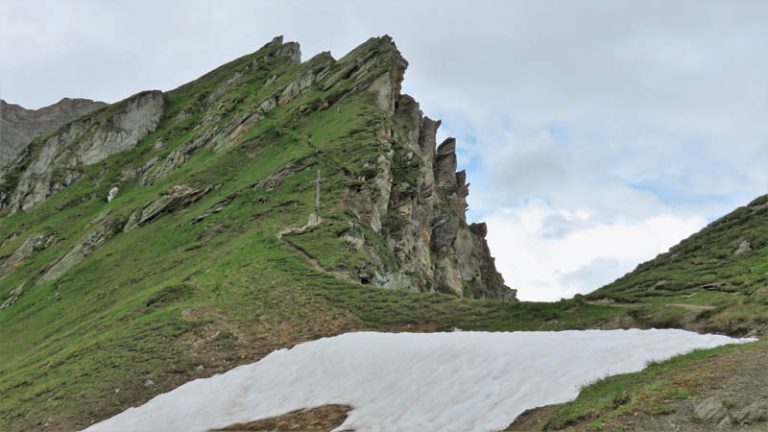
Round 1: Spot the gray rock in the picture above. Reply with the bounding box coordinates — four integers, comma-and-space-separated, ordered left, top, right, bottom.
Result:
123, 184, 212, 231
0, 284, 25, 310
107, 187, 119, 203
733, 400, 768, 425
38, 217, 125, 283
3, 91, 164, 212
734, 240, 752, 256
694, 397, 728, 423
0, 233, 58, 279
0, 98, 106, 173
338, 42, 515, 300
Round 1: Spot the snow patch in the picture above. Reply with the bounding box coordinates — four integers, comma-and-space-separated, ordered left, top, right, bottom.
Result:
83, 329, 751, 432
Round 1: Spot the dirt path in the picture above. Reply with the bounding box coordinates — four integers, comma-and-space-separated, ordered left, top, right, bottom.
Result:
587, 300, 717, 312
666, 303, 718, 312
276, 215, 354, 283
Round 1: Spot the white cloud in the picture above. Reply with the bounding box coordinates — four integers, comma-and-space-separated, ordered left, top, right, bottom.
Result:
485, 203, 706, 301
2, 1, 767, 300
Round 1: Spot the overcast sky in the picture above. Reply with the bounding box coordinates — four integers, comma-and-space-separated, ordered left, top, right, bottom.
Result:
2, 1, 767, 300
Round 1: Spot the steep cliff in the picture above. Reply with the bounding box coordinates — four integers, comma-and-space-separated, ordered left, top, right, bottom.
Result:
0, 36, 512, 300
0, 98, 106, 172
0, 36, 531, 431
0, 92, 163, 212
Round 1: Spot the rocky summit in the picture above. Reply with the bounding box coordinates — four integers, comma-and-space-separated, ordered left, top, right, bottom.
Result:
0, 97, 106, 172
0, 36, 526, 431
0, 36, 511, 300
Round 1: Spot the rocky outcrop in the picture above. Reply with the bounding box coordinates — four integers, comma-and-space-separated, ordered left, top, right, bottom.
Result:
0, 91, 164, 212
124, 184, 213, 232
0, 36, 512, 301
0, 232, 58, 279
332, 37, 515, 300
38, 216, 125, 283
0, 98, 106, 172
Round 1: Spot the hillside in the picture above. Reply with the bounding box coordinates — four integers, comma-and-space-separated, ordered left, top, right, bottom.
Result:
506, 196, 768, 431
4, 34, 765, 432
0, 36, 623, 431
584, 195, 768, 336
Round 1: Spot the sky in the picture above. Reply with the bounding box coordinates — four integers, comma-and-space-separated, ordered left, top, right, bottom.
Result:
2, 0, 767, 301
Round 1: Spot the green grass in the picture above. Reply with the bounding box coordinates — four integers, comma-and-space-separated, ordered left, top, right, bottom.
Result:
0, 38, 631, 431
540, 339, 763, 431
4, 34, 766, 432
584, 196, 768, 335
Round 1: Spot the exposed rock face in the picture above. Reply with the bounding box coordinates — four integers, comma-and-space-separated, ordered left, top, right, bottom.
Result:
0, 91, 164, 212
38, 216, 125, 284
0, 98, 107, 172
0, 232, 58, 279
123, 184, 212, 232
335, 37, 515, 300
734, 239, 752, 256
0, 36, 513, 301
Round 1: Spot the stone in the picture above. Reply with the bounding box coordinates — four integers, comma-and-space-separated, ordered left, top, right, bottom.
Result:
734, 240, 752, 256
3, 91, 164, 213
0, 98, 106, 174
434, 138, 458, 190
0, 233, 58, 279
0, 284, 25, 310
107, 187, 119, 203
733, 400, 768, 425
694, 397, 728, 423
38, 217, 125, 283
124, 185, 212, 231
339, 49, 514, 300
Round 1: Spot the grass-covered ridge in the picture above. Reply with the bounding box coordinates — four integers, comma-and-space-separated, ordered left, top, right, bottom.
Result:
585, 195, 768, 336
0, 37, 626, 431
508, 338, 766, 431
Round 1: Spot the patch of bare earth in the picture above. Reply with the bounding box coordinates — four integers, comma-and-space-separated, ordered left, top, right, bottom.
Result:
210, 404, 352, 431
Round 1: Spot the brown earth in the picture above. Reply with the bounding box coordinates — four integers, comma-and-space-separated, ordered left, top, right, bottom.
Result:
210, 404, 352, 431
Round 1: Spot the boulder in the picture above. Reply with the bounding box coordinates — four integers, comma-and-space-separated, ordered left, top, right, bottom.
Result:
693, 397, 728, 423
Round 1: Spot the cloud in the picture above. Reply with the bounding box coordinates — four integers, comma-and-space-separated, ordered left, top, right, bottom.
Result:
2, 1, 767, 300
485, 203, 706, 301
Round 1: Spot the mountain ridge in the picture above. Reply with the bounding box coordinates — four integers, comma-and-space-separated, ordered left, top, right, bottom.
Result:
0, 97, 107, 173
0, 36, 548, 431
3, 34, 765, 432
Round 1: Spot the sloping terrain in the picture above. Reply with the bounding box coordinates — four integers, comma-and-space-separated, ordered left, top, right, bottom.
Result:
506, 196, 768, 431
85, 330, 746, 432
585, 195, 768, 336
0, 36, 623, 431
4, 34, 766, 432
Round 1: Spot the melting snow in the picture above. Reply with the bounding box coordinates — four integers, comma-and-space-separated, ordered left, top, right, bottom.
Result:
84, 329, 751, 432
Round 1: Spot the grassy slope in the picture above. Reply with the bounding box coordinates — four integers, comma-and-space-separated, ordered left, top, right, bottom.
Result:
506, 198, 768, 431
0, 41, 623, 431
5, 37, 765, 432
508, 339, 767, 431
584, 196, 768, 336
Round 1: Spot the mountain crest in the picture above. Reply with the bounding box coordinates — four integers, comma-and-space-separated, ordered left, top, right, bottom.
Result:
0, 35, 514, 303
